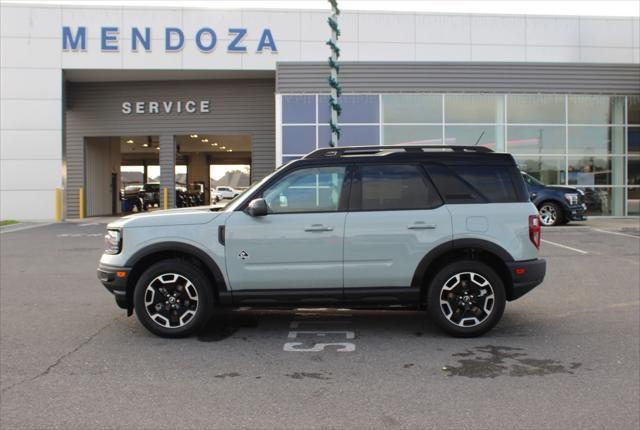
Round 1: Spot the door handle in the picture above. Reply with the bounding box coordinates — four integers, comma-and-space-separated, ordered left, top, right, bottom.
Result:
304, 224, 333, 232
407, 222, 436, 230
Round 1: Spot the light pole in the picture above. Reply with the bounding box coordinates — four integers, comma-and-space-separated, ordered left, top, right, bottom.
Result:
327, 0, 341, 147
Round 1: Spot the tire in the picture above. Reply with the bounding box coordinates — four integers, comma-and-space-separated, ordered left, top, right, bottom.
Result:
133, 259, 213, 338
538, 201, 563, 227
427, 260, 506, 338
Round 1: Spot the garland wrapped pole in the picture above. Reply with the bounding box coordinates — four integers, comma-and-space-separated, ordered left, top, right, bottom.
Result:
327, 0, 342, 147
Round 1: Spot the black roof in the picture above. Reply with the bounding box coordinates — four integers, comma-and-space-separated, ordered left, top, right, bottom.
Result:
289, 145, 516, 166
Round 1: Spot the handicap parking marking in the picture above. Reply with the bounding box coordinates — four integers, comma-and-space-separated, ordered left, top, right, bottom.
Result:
283, 311, 356, 352
288, 330, 355, 339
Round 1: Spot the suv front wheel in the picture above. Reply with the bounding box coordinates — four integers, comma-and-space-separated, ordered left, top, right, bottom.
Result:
427, 260, 506, 337
539, 201, 563, 226
133, 259, 213, 338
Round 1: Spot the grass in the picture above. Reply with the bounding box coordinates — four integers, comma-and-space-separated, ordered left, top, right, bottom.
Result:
0, 220, 19, 227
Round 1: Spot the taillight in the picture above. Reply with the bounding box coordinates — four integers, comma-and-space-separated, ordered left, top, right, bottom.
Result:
529, 215, 541, 249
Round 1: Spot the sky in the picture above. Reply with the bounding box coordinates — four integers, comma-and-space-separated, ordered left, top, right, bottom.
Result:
3, 0, 639, 17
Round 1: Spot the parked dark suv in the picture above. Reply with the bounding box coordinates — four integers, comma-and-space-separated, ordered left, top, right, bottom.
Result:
521, 172, 587, 226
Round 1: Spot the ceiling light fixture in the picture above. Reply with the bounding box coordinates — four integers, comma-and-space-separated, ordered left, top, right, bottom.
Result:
213, 142, 218, 146
189, 134, 198, 139
220, 146, 226, 149
228, 149, 233, 152
126, 139, 134, 144
201, 138, 209, 143
143, 143, 149, 148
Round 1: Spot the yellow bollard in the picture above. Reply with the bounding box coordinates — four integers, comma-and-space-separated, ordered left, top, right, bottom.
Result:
55, 188, 62, 222
163, 187, 168, 209
79, 187, 85, 219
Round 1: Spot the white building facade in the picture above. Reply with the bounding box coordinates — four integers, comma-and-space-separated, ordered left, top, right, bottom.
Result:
1, 2, 639, 219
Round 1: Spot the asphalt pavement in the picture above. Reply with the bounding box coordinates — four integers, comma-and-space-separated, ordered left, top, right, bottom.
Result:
1, 220, 639, 429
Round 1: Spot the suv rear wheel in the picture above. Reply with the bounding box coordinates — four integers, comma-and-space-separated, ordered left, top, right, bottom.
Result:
427, 260, 506, 337
133, 259, 213, 338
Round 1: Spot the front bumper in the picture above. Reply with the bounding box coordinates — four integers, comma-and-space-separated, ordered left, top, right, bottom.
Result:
506, 258, 546, 301
566, 204, 587, 221
97, 263, 131, 309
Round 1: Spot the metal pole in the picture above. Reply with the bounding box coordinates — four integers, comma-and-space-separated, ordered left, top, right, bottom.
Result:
55, 188, 62, 222
79, 187, 85, 219
327, 0, 341, 148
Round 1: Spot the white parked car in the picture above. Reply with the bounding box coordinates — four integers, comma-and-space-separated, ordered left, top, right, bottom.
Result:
213, 186, 240, 202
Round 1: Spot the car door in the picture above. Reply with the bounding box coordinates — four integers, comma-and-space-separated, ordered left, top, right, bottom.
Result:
225, 165, 349, 291
343, 164, 452, 288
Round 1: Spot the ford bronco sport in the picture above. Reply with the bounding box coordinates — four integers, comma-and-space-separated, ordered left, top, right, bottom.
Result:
98, 145, 546, 338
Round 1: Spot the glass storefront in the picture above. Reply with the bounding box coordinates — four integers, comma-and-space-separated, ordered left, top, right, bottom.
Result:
281, 94, 640, 216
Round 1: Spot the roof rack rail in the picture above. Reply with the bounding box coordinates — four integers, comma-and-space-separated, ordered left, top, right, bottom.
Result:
303, 145, 493, 159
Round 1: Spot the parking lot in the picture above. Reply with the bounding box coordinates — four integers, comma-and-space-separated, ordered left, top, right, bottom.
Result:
1, 220, 639, 429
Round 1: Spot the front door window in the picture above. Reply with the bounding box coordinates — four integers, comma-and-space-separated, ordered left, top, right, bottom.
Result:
262, 166, 346, 213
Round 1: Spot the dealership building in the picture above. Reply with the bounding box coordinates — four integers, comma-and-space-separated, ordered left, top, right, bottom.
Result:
1, 2, 639, 220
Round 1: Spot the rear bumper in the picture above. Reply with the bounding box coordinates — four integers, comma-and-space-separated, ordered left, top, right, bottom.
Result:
97, 263, 131, 309
506, 258, 546, 301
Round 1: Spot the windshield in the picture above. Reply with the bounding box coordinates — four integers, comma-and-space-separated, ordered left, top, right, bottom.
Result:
522, 172, 545, 186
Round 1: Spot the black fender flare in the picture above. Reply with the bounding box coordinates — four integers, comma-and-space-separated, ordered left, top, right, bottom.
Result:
125, 241, 228, 292
411, 239, 514, 288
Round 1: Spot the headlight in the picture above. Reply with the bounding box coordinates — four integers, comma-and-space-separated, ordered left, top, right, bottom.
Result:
564, 193, 579, 205
104, 229, 122, 255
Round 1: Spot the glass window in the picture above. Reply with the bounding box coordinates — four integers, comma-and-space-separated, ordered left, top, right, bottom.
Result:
282, 156, 301, 165
445, 94, 504, 123
568, 126, 626, 155
522, 172, 544, 187
445, 125, 504, 151
425, 164, 487, 204
382, 94, 442, 123
514, 156, 566, 185
262, 166, 346, 214
359, 165, 441, 211
577, 187, 623, 216
629, 127, 640, 154
318, 125, 379, 147
318, 95, 379, 123
383, 125, 442, 145
283, 126, 316, 155
568, 156, 626, 186
282, 95, 316, 124
628, 96, 640, 125
629, 156, 640, 186
507, 126, 565, 154
507, 94, 565, 124
628, 188, 640, 216
568, 95, 625, 124
447, 165, 524, 203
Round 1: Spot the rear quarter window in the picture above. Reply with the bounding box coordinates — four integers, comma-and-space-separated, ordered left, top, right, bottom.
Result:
425, 164, 527, 204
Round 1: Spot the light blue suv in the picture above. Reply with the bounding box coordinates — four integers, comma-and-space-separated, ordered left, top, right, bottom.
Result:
98, 145, 546, 338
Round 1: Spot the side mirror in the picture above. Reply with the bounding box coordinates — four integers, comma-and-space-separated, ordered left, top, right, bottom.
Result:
246, 198, 268, 217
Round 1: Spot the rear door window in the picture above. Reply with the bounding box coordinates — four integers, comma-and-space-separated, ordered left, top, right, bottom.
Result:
356, 164, 442, 211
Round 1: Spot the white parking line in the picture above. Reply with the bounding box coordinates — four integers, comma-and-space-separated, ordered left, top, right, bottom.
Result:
541, 239, 589, 254
0, 223, 54, 234
592, 228, 640, 239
